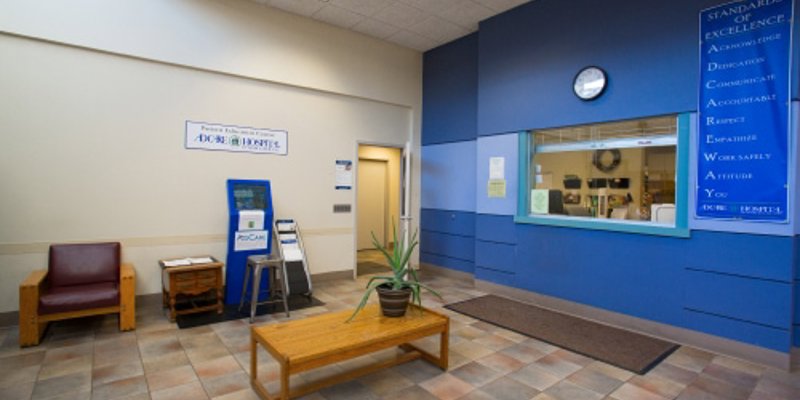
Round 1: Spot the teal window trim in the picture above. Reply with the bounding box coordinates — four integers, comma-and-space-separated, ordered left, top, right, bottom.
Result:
515, 113, 691, 238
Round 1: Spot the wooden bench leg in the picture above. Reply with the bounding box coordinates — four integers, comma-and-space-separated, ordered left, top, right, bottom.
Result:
439, 324, 449, 370
19, 281, 45, 347
280, 359, 290, 400
120, 263, 136, 331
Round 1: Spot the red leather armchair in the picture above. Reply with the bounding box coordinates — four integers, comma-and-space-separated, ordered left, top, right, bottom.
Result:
19, 242, 135, 346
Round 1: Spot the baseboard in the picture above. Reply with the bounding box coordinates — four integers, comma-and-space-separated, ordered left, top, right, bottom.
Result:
473, 279, 791, 371
0, 310, 17, 328
310, 270, 353, 284
420, 262, 475, 283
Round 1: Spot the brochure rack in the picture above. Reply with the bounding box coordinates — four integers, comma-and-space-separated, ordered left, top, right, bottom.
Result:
274, 219, 313, 297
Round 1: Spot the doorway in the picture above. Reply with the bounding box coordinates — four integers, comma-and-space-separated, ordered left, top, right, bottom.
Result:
356, 145, 403, 276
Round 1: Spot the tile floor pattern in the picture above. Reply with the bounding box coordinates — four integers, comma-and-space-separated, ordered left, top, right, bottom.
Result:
1, 271, 798, 400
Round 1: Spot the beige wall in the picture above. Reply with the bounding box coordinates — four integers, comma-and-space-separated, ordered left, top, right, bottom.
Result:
0, 0, 422, 312
358, 146, 402, 245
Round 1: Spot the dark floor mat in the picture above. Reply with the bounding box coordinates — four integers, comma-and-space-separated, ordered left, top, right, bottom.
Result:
176, 295, 324, 329
445, 295, 678, 374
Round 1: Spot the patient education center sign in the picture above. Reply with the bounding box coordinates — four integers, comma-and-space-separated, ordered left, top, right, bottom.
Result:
697, 0, 792, 222
185, 121, 288, 155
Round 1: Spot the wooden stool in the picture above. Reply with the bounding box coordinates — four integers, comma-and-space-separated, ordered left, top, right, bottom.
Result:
239, 254, 289, 323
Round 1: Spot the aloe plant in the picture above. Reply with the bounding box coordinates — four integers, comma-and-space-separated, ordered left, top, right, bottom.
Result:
347, 223, 442, 322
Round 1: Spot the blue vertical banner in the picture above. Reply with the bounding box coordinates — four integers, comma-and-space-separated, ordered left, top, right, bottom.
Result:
697, 0, 792, 221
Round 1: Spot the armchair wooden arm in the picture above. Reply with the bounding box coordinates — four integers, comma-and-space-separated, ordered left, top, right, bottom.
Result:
119, 263, 136, 331
19, 270, 48, 347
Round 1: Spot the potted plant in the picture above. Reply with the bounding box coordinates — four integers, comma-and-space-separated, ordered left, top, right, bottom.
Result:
347, 224, 441, 321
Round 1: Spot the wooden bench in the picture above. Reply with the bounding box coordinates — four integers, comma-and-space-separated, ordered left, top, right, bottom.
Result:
250, 304, 449, 400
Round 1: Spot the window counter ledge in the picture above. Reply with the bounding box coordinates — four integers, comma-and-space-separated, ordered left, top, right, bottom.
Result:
513, 214, 691, 238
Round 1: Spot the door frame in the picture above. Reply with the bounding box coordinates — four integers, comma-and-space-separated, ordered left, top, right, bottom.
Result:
354, 141, 405, 280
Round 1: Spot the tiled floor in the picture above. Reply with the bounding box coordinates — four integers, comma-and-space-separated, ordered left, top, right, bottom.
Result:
1, 271, 798, 400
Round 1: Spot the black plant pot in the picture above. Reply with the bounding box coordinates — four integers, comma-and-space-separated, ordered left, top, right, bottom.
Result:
376, 284, 411, 317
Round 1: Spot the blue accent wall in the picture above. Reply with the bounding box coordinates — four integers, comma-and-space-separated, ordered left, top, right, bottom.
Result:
420, 208, 475, 274
421, 141, 477, 212
794, 236, 800, 346
421, 0, 800, 352
477, 0, 787, 135
423, 33, 478, 145
476, 215, 795, 352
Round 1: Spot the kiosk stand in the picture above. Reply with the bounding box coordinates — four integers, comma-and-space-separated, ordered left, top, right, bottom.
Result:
225, 179, 273, 305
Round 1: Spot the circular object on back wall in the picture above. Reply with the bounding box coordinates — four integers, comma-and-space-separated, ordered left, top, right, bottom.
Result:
573, 66, 608, 100
592, 149, 621, 173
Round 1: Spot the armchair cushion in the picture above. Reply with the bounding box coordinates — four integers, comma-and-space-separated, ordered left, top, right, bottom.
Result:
49, 242, 120, 287
38, 282, 119, 314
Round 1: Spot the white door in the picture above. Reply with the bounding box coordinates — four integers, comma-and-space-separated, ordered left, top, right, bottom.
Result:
400, 141, 412, 246
357, 159, 387, 250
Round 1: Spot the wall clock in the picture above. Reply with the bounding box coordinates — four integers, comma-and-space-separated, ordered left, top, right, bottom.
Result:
573, 66, 607, 101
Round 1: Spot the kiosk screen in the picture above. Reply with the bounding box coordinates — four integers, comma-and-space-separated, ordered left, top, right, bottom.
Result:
232, 184, 267, 210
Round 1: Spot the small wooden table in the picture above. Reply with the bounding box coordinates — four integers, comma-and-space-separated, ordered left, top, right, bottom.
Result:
160, 257, 224, 322
250, 304, 449, 400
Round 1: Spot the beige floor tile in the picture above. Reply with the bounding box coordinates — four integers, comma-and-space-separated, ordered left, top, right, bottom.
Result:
530, 353, 583, 379
31, 370, 92, 400
91, 375, 149, 400
194, 355, 244, 380
38, 354, 93, 380
507, 363, 562, 391
628, 373, 687, 399
499, 342, 547, 364
151, 380, 209, 400
701, 362, 759, 389
201, 370, 251, 398
142, 350, 190, 374
688, 375, 751, 400
566, 365, 624, 395
42, 342, 94, 364
646, 361, 699, 386
544, 380, 603, 400
449, 361, 503, 388
357, 369, 415, 396
472, 333, 515, 352
0, 380, 35, 400
419, 373, 474, 400
0, 349, 46, 371
92, 360, 145, 387
476, 352, 525, 375
480, 376, 540, 400
610, 382, 669, 400
211, 387, 261, 400
145, 364, 198, 392
0, 363, 41, 388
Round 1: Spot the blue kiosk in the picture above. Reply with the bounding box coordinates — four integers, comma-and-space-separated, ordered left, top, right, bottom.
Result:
225, 179, 273, 305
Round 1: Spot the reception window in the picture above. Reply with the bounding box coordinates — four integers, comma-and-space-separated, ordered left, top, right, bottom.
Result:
517, 114, 689, 237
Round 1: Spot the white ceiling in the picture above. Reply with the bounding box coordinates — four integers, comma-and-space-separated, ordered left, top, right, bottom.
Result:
249, 0, 530, 51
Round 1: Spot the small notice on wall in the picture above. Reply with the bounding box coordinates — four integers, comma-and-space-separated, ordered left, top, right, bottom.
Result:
185, 121, 288, 155
335, 160, 353, 190
488, 179, 506, 198
489, 157, 505, 179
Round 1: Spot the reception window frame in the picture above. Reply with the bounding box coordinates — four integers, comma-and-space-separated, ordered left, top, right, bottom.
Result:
514, 113, 691, 238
